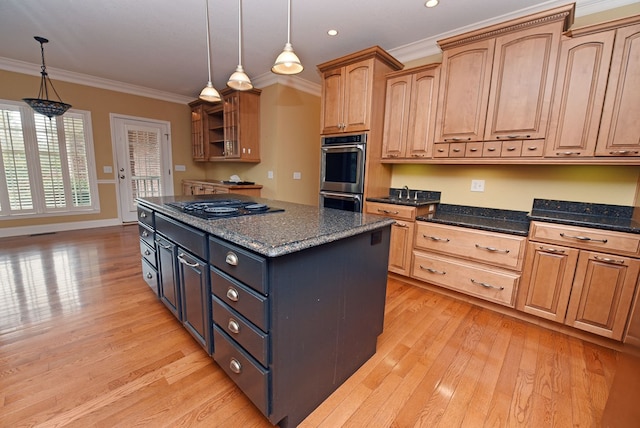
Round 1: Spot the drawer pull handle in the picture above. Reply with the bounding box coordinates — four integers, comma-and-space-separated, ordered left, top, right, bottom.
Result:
229, 358, 242, 374
437, 148, 446, 153
470, 278, 504, 290
559, 233, 607, 243
144, 249, 151, 256
498, 135, 530, 139
486, 147, 497, 152
142, 230, 149, 238
419, 265, 446, 275
378, 209, 399, 215
423, 234, 450, 242
226, 287, 239, 302
556, 151, 581, 156
609, 150, 639, 155
139, 212, 147, 218
475, 244, 510, 254
505, 146, 517, 152
177, 253, 199, 268
594, 255, 625, 265
538, 246, 565, 254
526, 146, 538, 151
394, 221, 408, 228
445, 137, 471, 142
225, 251, 239, 266
452, 148, 462, 153
228, 319, 240, 334
469, 147, 478, 152
155, 239, 171, 250
146, 272, 153, 279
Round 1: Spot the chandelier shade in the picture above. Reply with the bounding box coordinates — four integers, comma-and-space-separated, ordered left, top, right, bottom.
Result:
22, 36, 71, 118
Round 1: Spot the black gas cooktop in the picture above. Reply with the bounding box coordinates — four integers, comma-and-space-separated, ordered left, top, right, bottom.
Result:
166, 199, 284, 219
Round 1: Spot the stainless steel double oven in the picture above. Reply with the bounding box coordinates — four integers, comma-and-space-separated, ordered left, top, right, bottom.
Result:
319, 133, 366, 212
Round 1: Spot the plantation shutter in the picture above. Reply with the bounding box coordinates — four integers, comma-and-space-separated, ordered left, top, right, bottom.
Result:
0, 108, 34, 212
128, 128, 162, 199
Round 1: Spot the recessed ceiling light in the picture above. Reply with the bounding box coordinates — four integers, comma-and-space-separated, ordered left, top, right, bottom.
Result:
327, 29, 338, 36
425, 0, 439, 7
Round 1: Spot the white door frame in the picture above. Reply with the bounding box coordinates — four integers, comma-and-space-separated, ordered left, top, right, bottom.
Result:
110, 113, 174, 222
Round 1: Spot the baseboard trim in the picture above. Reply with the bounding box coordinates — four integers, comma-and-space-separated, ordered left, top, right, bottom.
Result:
0, 218, 123, 238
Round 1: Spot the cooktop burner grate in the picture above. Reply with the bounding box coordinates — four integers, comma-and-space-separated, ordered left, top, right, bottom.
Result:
166, 199, 284, 219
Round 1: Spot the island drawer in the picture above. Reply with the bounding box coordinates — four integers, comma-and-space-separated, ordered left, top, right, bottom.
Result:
140, 240, 156, 268
211, 268, 268, 332
138, 224, 154, 247
412, 251, 519, 307
213, 296, 269, 367
529, 221, 640, 257
156, 213, 207, 260
209, 237, 268, 295
415, 222, 527, 270
213, 325, 269, 415
141, 258, 158, 295
137, 204, 154, 228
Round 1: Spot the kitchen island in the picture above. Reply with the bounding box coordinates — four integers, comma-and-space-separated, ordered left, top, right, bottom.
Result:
136, 194, 393, 428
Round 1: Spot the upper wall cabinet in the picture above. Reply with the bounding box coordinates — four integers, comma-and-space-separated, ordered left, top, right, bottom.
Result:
318, 46, 403, 135
435, 4, 573, 147
382, 64, 440, 159
189, 88, 261, 162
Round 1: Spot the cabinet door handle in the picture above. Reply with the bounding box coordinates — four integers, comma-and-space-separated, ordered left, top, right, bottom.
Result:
470, 278, 504, 290
146, 272, 153, 279
141, 230, 149, 238
419, 265, 446, 275
178, 253, 199, 267
378, 209, 399, 215
155, 239, 171, 250
394, 221, 408, 228
229, 358, 242, 374
228, 319, 241, 334
594, 255, 625, 265
144, 249, 151, 256
226, 287, 239, 302
559, 233, 607, 243
139, 212, 147, 218
225, 251, 239, 266
538, 246, 565, 254
423, 234, 450, 242
475, 244, 510, 254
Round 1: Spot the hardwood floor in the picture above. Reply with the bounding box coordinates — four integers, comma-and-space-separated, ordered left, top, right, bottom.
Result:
0, 225, 630, 427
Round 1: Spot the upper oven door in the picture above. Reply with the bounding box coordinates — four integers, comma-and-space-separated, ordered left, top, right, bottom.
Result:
320, 143, 366, 193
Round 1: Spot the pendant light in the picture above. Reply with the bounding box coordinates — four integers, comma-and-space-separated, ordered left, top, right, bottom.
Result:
227, 0, 253, 90
199, 0, 222, 102
272, 0, 303, 75
22, 36, 71, 118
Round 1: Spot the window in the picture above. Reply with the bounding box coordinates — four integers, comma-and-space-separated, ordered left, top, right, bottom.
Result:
0, 100, 99, 218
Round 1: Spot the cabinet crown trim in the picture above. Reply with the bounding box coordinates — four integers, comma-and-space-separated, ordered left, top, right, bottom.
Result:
564, 13, 640, 37
317, 45, 403, 72
438, 4, 574, 50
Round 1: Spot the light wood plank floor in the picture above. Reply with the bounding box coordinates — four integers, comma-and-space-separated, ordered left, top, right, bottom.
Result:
0, 225, 628, 427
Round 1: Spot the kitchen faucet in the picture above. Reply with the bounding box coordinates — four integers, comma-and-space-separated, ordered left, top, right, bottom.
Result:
403, 185, 410, 199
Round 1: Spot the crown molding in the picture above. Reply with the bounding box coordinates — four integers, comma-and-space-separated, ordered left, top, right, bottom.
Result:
252, 72, 321, 97
390, 0, 638, 64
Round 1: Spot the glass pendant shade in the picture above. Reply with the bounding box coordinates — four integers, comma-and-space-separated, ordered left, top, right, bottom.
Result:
228, 0, 252, 90
22, 36, 71, 118
272, 42, 303, 75
199, 0, 222, 103
272, 0, 303, 75
227, 65, 253, 91
199, 81, 221, 103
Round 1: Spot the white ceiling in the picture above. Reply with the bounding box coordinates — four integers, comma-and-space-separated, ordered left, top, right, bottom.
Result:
0, 0, 635, 103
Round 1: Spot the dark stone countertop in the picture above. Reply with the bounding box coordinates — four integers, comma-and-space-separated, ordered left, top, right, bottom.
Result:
366, 189, 441, 207
529, 199, 640, 234
416, 204, 531, 236
137, 195, 394, 257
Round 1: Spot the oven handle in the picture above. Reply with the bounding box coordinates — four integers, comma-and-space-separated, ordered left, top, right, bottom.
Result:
320, 191, 363, 202
321, 143, 366, 152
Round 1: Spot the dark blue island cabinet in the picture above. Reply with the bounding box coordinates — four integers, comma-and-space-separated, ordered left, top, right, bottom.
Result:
210, 229, 390, 427
136, 196, 393, 427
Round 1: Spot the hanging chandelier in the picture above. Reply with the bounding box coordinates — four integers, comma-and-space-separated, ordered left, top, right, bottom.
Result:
22, 36, 71, 118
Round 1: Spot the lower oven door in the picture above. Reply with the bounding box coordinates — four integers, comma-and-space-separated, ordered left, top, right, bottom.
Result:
319, 191, 363, 213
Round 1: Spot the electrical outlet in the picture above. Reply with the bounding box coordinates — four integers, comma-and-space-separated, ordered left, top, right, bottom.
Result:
174, 165, 186, 172
268, 171, 274, 179
293, 172, 302, 180
471, 179, 485, 192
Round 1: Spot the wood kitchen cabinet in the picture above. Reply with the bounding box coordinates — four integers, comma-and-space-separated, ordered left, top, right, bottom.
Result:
365, 201, 436, 276
382, 64, 440, 160
518, 221, 640, 340
318, 46, 402, 135
188, 88, 260, 162
182, 179, 261, 197
434, 5, 573, 156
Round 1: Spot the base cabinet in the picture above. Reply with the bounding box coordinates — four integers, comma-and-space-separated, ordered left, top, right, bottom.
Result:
518, 221, 640, 340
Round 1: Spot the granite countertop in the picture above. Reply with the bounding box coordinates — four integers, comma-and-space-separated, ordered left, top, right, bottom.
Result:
185, 179, 262, 188
417, 204, 531, 236
529, 199, 640, 234
366, 189, 441, 207
137, 195, 394, 257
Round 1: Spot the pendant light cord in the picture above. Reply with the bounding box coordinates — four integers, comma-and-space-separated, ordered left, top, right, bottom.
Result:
238, 0, 243, 67
204, 0, 212, 83
287, 0, 291, 44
